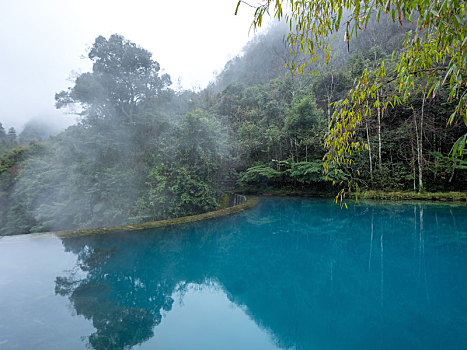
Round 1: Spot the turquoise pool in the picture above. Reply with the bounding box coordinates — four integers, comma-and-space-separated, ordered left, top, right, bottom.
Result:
1, 197, 466, 349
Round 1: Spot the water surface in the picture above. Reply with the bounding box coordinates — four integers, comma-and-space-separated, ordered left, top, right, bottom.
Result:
1, 197, 466, 349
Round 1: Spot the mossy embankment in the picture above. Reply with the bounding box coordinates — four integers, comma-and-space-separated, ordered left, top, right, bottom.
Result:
349, 190, 466, 202
53, 195, 259, 237
256, 188, 466, 202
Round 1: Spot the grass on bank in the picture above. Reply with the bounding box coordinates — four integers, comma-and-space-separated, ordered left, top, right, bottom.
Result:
350, 190, 467, 201
255, 187, 466, 201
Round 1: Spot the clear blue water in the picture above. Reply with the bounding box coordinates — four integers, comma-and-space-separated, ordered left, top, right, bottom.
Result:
1, 197, 467, 350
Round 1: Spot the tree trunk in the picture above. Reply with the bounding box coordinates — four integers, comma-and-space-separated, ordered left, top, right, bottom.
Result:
295, 138, 299, 162
413, 107, 423, 192
449, 166, 455, 183
410, 131, 417, 191
290, 138, 295, 163
419, 94, 425, 191
325, 72, 334, 129
365, 122, 373, 181
376, 90, 382, 170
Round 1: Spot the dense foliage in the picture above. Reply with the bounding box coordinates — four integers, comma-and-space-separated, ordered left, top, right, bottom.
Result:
237, 0, 467, 195
0, 35, 226, 235
0, 23, 465, 235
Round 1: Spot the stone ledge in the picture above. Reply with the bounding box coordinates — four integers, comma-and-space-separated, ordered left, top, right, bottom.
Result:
53, 195, 260, 237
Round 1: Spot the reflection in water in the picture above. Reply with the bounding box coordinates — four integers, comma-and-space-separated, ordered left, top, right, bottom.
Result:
380, 230, 384, 306
368, 208, 374, 273
53, 198, 467, 350
55, 244, 174, 349
55, 247, 162, 349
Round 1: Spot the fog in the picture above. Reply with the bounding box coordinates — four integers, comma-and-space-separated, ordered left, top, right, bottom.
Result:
0, 0, 265, 130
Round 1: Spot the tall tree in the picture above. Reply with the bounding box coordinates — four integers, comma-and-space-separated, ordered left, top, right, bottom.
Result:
7, 127, 16, 142
0, 123, 6, 139
55, 34, 171, 125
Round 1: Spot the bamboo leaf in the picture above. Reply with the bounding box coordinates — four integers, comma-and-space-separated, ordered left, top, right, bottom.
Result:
234, 1, 241, 15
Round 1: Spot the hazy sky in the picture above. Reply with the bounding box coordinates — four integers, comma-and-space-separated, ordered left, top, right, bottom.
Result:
0, 0, 266, 131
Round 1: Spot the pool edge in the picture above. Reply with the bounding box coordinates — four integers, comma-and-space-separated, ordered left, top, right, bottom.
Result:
51, 195, 260, 237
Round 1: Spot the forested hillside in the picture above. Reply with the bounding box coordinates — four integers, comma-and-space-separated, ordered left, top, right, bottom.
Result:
1, 22, 465, 235
207, 20, 466, 193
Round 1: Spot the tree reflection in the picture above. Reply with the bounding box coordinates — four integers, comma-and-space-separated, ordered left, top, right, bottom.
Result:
55, 198, 467, 350
55, 243, 175, 349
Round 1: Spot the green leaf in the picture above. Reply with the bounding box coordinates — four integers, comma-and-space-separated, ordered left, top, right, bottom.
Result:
451, 133, 467, 156
234, 1, 241, 15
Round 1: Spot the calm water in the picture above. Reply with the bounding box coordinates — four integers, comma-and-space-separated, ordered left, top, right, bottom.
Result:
1, 197, 467, 350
